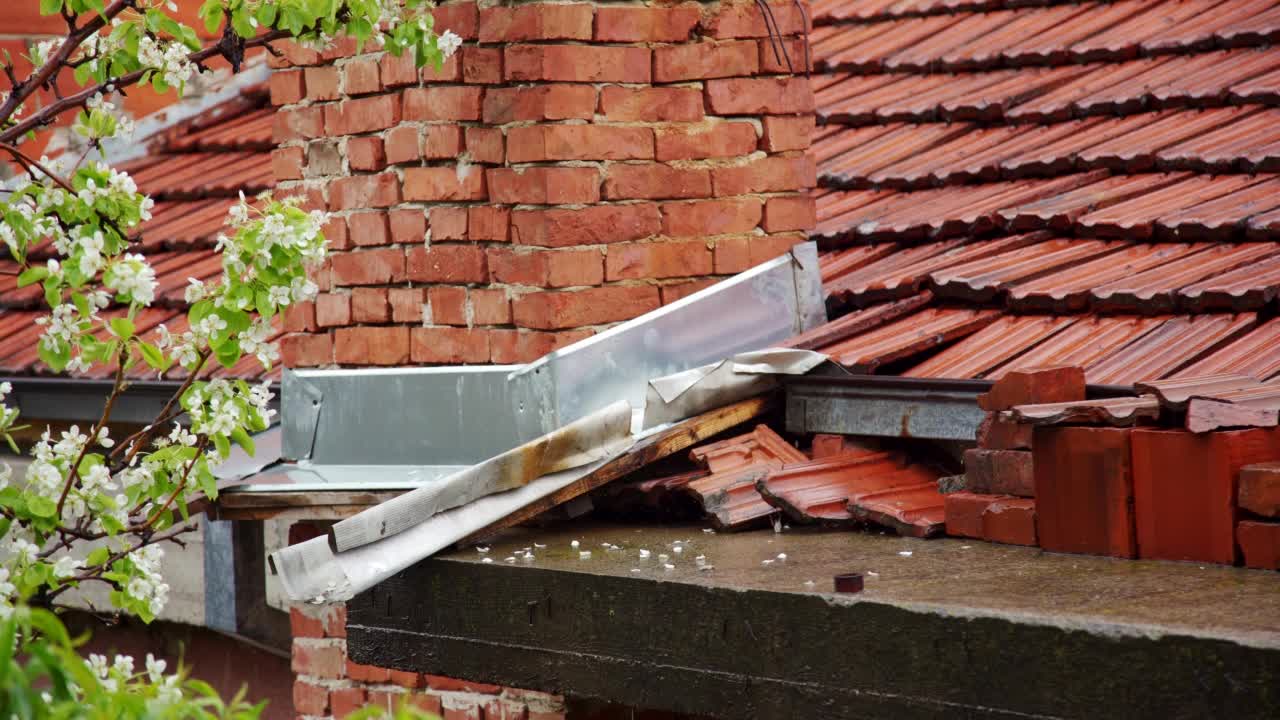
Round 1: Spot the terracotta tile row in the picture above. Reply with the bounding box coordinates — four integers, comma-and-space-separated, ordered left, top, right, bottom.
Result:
817, 48, 1280, 125
811, 0, 1011, 24
814, 0, 1280, 73
816, 172, 1280, 244
818, 107, 1280, 190
680, 425, 808, 530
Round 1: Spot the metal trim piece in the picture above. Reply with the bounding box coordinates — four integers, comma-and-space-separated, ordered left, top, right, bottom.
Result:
2, 376, 280, 425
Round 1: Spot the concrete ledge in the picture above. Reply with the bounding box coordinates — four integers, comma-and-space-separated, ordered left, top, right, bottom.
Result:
347, 523, 1280, 719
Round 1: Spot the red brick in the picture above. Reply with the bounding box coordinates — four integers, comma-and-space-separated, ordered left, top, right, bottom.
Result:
604, 164, 710, 200
428, 286, 467, 325
507, 125, 654, 163
595, 4, 701, 41
1033, 426, 1135, 558
316, 293, 352, 327
306, 142, 343, 175
407, 244, 488, 283
479, 3, 593, 41
653, 41, 757, 82
403, 86, 483, 121
444, 706, 483, 720
505, 44, 650, 83
346, 135, 386, 171
347, 211, 389, 247
289, 607, 325, 638
403, 166, 487, 202
760, 37, 815, 74
606, 241, 712, 280
390, 670, 425, 688
763, 195, 816, 232
976, 414, 1035, 450
352, 287, 390, 323
763, 115, 815, 152
513, 285, 660, 330
412, 327, 491, 363
702, 1, 808, 38
390, 208, 427, 244
324, 94, 401, 135
408, 693, 443, 715
273, 106, 324, 142
482, 85, 596, 124
422, 54, 463, 82
430, 206, 469, 240
423, 675, 503, 694
385, 125, 424, 164
380, 52, 420, 87
661, 198, 762, 237
511, 204, 661, 247
462, 46, 503, 83
284, 301, 318, 333
269, 69, 305, 105
655, 122, 758, 161
331, 249, 404, 287
330, 687, 367, 719
1238, 520, 1280, 569
1240, 462, 1280, 517
304, 66, 340, 101
704, 77, 815, 115
660, 278, 719, 304
464, 126, 505, 164
425, 125, 466, 160
434, 1, 479, 39
269, 39, 321, 67
1132, 427, 1280, 564
487, 167, 600, 205
484, 700, 529, 720
346, 659, 392, 683
598, 86, 704, 122
367, 690, 408, 713
321, 36, 360, 61
811, 434, 856, 459
329, 173, 400, 210
488, 247, 548, 286
344, 58, 381, 94
293, 681, 329, 716
490, 329, 572, 363
983, 497, 1037, 546
282, 333, 332, 367
712, 154, 816, 195
548, 249, 605, 287
291, 640, 344, 678
335, 326, 411, 365
712, 234, 803, 272
469, 206, 510, 242
978, 366, 1087, 411
390, 288, 427, 323
964, 448, 1034, 497
945, 492, 995, 539
272, 146, 304, 181
324, 604, 346, 637
471, 288, 511, 324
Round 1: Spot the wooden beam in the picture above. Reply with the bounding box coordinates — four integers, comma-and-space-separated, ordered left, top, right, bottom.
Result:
212, 490, 405, 521
462, 393, 774, 544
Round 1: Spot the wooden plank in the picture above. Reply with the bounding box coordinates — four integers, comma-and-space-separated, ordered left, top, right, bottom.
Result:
462, 394, 774, 544
212, 491, 405, 521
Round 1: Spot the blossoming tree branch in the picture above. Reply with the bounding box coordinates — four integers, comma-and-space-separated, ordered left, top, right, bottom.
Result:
0, 0, 458, 713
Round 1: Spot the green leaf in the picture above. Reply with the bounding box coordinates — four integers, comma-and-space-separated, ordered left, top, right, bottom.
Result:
230, 427, 255, 456
27, 495, 57, 519
109, 316, 134, 340
213, 433, 230, 461
16, 266, 48, 288
85, 547, 110, 566
199, 0, 223, 34
39, 0, 62, 16
138, 341, 171, 371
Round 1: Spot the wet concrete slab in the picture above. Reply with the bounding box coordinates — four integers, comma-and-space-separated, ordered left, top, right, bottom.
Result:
349, 521, 1280, 720
441, 521, 1280, 646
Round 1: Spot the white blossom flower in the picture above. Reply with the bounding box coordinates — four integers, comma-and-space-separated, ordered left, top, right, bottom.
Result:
437, 30, 463, 58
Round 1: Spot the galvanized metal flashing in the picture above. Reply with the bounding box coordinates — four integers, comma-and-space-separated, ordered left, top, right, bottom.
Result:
264, 244, 826, 491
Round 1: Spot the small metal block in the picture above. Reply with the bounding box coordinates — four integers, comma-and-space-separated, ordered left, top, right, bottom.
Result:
833, 573, 864, 594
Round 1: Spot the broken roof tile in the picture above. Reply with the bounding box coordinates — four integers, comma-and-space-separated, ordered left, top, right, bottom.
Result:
1003, 396, 1162, 426
1135, 373, 1264, 410
848, 482, 947, 537
756, 447, 935, 524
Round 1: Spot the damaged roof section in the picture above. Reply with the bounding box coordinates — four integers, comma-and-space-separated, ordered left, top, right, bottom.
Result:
794, 0, 1280, 385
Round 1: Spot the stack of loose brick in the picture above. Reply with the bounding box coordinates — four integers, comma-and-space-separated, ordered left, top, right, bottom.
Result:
269, 0, 817, 368
945, 367, 1084, 547
291, 602, 566, 719
1239, 463, 1280, 569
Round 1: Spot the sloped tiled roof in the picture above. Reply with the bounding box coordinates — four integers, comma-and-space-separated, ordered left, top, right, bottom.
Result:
799, 0, 1280, 385
0, 88, 281, 381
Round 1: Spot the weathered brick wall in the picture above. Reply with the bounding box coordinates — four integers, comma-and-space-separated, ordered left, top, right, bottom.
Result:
270, 0, 817, 368
291, 603, 566, 719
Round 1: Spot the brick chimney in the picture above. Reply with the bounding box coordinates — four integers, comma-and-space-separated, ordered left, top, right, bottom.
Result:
271, 0, 817, 368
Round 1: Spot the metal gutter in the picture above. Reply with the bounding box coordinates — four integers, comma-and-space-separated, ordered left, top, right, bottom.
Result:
783, 364, 1134, 441
1, 376, 280, 425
